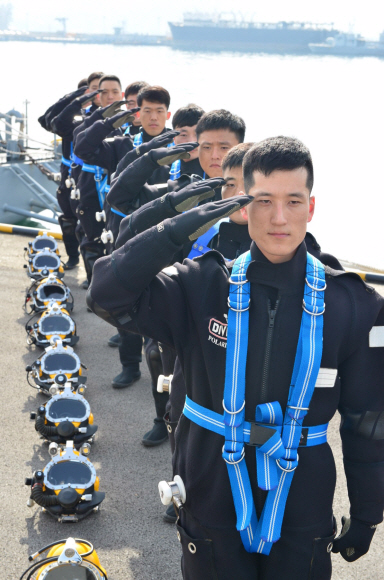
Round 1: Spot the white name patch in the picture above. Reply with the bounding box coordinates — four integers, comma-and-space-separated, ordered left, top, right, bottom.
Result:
315, 368, 337, 388
369, 326, 384, 348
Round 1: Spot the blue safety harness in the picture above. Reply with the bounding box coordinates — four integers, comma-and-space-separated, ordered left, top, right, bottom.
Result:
81, 163, 108, 210
183, 250, 327, 555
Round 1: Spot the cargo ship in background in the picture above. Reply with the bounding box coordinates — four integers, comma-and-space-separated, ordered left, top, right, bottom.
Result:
168, 13, 339, 53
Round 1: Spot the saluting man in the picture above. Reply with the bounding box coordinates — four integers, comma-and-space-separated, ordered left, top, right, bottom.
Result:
87, 136, 384, 579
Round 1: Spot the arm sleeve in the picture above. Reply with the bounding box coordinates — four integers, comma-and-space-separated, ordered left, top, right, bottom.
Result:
338, 306, 384, 524
107, 153, 162, 214
74, 118, 118, 169
50, 100, 83, 137
86, 222, 188, 349
40, 91, 81, 132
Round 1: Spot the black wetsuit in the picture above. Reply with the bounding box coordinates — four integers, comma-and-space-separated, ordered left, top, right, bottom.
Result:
87, 221, 384, 580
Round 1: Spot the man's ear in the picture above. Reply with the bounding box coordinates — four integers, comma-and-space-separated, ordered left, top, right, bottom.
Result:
167, 111, 171, 120
307, 196, 315, 223
239, 191, 249, 222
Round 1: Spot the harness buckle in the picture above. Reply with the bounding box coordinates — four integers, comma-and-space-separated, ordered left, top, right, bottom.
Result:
222, 445, 245, 465
305, 277, 327, 292
302, 300, 326, 316
247, 423, 278, 447
227, 297, 250, 312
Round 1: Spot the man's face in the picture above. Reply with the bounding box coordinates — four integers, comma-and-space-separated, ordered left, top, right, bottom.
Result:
222, 165, 247, 225
198, 129, 239, 177
99, 81, 122, 107
242, 168, 315, 263
126, 92, 141, 126
174, 125, 198, 160
138, 99, 171, 136
85, 78, 101, 107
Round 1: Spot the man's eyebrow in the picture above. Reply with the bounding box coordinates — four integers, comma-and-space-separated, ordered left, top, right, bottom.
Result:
200, 141, 232, 146
254, 192, 306, 198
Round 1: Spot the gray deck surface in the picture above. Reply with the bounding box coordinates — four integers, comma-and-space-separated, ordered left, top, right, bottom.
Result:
0, 233, 382, 579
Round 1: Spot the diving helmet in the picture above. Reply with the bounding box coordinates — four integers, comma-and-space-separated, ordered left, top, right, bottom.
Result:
26, 340, 86, 394
25, 440, 105, 522
25, 274, 73, 314
31, 379, 97, 447
21, 537, 107, 579
26, 302, 78, 348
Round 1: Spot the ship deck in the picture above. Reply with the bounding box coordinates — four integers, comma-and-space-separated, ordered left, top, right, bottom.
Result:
1, 232, 383, 579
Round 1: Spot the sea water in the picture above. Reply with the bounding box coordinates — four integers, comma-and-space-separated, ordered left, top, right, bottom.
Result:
2, 42, 384, 269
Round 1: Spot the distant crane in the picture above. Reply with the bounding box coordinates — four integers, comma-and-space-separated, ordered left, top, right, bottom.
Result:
55, 17, 68, 35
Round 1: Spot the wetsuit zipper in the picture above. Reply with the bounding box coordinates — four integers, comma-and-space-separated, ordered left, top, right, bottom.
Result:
256, 297, 280, 519
260, 298, 280, 403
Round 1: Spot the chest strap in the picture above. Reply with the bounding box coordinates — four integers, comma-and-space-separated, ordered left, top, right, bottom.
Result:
183, 397, 328, 447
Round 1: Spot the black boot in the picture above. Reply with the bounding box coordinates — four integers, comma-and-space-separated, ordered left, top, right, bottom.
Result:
112, 364, 141, 389
108, 333, 122, 347
142, 418, 168, 447
63, 255, 80, 270
163, 502, 177, 524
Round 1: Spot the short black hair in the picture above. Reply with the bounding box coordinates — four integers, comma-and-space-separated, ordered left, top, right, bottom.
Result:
99, 74, 122, 89
196, 109, 246, 143
137, 85, 170, 109
77, 78, 88, 89
222, 143, 254, 173
172, 104, 205, 129
243, 136, 314, 193
87, 72, 104, 85
124, 81, 150, 99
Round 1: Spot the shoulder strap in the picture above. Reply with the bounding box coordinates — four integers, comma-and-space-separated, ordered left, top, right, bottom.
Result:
187, 218, 230, 260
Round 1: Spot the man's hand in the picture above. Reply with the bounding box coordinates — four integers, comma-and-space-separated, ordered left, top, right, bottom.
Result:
168, 178, 225, 213
108, 108, 140, 129
67, 86, 88, 101
101, 101, 137, 119
135, 130, 180, 156
167, 195, 253, 245
76, 90, 101, 106
149, 143, 198, 167
332, 516, 377, 562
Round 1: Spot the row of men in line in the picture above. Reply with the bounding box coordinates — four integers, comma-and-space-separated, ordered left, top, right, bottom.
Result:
39, 75, 384, 579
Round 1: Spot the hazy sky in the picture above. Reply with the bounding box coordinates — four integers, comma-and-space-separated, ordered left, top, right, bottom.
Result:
6, 0, 384, 38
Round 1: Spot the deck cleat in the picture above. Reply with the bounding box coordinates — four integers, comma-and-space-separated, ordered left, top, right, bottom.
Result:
25, 302, 78, 348
26, 339, 86, 394
30, 380, 97, 448
25, 274, 73, 314
25, 441, 105, 522
20, 537, 107, 579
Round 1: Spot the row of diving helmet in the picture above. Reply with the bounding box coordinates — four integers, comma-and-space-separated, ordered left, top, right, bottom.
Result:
22, 233, 105, 525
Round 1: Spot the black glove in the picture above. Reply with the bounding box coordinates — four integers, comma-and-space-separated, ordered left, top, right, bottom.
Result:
332, 516, 377, 562
135, 130, 180, 155
101, 101, 137, 119
148, 143, 198, 167
67, 86, 88, 100
168, 195, 253, 246
76, 90, 101, 106
168, 178, 225, 213
107, 108, 140, 129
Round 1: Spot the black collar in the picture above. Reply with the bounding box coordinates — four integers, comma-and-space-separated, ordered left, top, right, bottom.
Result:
141, 127, 169, 143
180, 157, 204, 177
246, 241, 307, 294
219, 221, 252, 245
